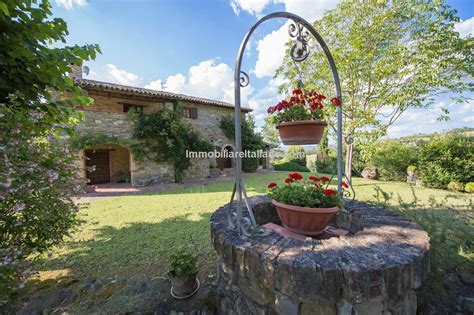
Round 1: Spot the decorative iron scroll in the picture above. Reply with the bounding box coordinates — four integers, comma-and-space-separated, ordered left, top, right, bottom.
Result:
288, 20, 310, 62
239, 71, 249, 87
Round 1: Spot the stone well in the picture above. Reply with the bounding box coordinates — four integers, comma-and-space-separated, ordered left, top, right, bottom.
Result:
210, 196, 430, 315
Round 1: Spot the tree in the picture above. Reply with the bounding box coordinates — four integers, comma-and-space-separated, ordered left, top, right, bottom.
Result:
261, 117, 281, 147
0, 0, 99, 302
219, 115, 264, 172
284, 145, 306, 166
276, 0, 473, 181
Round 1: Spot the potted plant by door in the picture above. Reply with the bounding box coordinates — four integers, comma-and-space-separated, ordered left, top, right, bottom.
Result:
267, 173, 343, 235
267, 89, 341, 145
168, 245, 200, 299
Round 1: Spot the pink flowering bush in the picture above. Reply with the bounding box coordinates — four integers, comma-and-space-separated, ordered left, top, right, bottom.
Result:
0, 109, 83, 302
0, 0, 99, 303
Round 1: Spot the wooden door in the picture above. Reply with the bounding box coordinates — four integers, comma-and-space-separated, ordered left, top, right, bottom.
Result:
85, 150, 110, 184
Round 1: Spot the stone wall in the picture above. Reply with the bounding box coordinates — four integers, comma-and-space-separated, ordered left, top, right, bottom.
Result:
74, 95, 234, 186
109, 145, 130, 182
75, 111, 133, 140
210, 196, 430, 315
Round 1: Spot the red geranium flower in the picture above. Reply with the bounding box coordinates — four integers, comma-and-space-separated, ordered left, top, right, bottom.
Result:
330, 97, 341, 106
285, 178, 294, 184
320, 176, 330, 182
292, 89, 303, 95
342, 182, 349, 188
289, 172, 303, 180
323, 189, 337, 196
268, 182, 278, 189
309, 176, 320, 181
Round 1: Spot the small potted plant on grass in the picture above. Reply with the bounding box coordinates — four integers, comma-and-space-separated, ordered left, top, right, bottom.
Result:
168, 245, 200, 299
267, 173, 344, 235
267, 89, 341, 145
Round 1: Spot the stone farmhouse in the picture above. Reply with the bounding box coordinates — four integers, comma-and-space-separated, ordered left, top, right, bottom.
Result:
69, 65, 255, 187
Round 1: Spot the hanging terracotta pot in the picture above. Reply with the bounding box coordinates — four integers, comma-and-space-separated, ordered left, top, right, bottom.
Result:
277, 120, 327, 145
272, 199, 339, 236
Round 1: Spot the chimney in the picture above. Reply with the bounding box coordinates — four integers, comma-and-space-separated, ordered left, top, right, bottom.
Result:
70, 61, 83, 79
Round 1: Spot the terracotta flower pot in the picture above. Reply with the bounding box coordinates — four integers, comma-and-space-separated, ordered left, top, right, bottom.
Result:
272, 199, 339, 236
170, 273, 199, 299
277, 120, 327, 145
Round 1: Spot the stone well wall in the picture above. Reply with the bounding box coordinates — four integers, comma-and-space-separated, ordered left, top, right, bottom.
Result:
210, 196, 430, 315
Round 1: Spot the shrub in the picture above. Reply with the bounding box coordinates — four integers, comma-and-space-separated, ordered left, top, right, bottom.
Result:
273, 161, 310, 172
465, 182, 474, 193
419, 136, 474, 189
242, 157, 260, 173
309, 156, 337, 174
284, 145, 306, 167
370, 141, 418, 181
130, 105, 214, 183
447, 181, 464, 192
1, 114, 83, 302
0, 0, 99, 302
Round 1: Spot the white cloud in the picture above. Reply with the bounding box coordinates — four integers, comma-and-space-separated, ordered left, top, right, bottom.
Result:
246, 75, 289, 131
229, 0, 339, 20
462, 116, 474, 122
230, 0, 271, 16
254, 23, 289, 78
454, 17, 474, 38
274, 0, 340, 22
459, 100, 474, 114
252, 0, 340, 78
386, 99, 474, 138
105, 64, 141, 86
145, 59, 254, 104
55, 0, 86, 9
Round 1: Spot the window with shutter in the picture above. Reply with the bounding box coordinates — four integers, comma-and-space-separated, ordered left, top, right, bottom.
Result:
182, 107, 198, 119
123, 104, 144, 113
191, 108, 198, 119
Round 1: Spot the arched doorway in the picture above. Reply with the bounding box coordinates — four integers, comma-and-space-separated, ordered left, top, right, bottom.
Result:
222, 145, 233, 169
215, 146, 225, 170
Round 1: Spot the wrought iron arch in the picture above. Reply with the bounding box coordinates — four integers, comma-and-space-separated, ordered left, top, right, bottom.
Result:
229, 12, 344, 235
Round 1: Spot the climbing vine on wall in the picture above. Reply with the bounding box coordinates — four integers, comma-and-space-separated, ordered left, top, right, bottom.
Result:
220, 115, 264, 172
129, 102, 213, 183
69, 132, 130, 151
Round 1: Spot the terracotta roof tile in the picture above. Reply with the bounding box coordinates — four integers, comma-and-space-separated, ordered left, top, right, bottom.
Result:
75, 78, 252, 112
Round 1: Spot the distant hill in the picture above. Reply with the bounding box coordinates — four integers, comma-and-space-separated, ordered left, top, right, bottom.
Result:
398, 127, 474, 142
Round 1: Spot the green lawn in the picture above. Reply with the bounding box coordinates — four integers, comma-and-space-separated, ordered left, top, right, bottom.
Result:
25, 172, 473, 313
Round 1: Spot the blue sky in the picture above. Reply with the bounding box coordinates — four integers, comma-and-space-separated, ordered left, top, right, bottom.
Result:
53, 0, 473, 139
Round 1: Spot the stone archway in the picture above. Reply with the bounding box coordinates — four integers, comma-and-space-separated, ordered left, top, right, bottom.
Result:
222, 145, 234, 169
215, 145, 225, 170
85, 144, 131, 185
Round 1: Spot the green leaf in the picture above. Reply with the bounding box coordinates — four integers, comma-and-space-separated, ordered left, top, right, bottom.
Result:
0, 2, 10, 16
